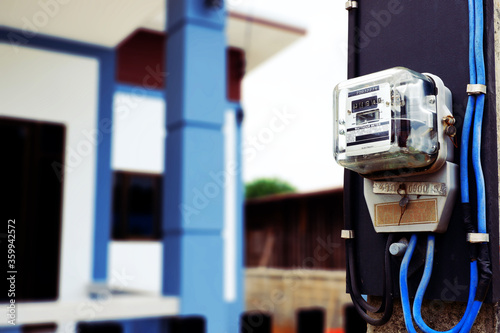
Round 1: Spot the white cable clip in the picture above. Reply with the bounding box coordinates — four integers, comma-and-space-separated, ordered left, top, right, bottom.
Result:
345, 1, 358, 10
341, 229, 355, 239
467, 84, 487, 95
467, 233, 489, 243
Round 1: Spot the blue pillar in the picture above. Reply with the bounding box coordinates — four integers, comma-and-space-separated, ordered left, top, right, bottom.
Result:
162, 1, 228, 332
92, 50, 116, 281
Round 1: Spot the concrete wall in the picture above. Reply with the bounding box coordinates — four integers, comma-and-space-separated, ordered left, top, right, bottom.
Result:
0, 43, 99, 301
245, 268, 350, 333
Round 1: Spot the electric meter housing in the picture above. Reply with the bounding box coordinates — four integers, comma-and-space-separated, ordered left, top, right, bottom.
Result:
334, 67, 457, 233
334, 67, 453, 179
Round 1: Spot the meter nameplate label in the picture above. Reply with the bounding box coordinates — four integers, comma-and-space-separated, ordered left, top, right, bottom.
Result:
373, 182, 447, 196
345, 83, 391, 156
374, 199, 438, 226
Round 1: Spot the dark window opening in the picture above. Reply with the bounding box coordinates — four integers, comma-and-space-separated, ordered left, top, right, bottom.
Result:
0, 117, 65, 302
112, 171, 162, 240
77, 322, 123, 333
22, 323, 57, 333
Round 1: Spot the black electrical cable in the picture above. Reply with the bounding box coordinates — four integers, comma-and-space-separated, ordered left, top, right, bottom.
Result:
346, 241, 386, 314
343, 2, 394, 326
347, 234, 395, 325
343, 171, 394, 326
462, 203, 478, 261
475, 242, 492, 301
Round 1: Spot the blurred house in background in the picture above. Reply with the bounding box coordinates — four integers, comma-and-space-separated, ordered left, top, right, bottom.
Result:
0, 1, 305, 332
245, 189, 349, 333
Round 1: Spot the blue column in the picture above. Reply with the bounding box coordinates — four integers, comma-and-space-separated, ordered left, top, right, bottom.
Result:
162, 1, 228, 332
92, 50, 116, 281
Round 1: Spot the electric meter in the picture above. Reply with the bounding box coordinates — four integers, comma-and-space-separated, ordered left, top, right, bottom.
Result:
333, 67, 458, 233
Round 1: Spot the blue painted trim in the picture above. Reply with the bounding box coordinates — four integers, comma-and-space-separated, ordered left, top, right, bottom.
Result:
166, 120, 223, 132
115, 83, 165, 99
226, 101, 241, 110
0, 326, 21, 333
93, 50, 115, 281
0, 26, 112, 56
168, 17, 225, 36
0, 26, 115, 282
163, 229, 222, 236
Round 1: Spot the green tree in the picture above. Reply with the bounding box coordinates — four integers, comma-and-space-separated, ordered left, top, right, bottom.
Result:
245, 178, 296, 199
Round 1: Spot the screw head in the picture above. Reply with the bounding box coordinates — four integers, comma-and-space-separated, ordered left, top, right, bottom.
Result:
443, 116, 456, 125
445, 125, 457, 137
339, 129, 345, 135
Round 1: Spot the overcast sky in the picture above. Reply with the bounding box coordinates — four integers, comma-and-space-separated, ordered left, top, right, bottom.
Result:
231, 0, 349, 192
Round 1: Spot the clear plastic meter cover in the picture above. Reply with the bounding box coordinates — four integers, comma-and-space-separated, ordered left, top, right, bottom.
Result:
333, 67, 438, 178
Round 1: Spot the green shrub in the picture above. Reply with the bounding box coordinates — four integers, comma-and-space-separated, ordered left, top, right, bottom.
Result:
245, 178, 296, 199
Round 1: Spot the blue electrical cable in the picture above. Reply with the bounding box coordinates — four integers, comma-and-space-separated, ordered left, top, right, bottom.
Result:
473, 93, 486, 233
459, 301, 483, 333
401, 0, 487, 331
460, 0, 476, 203
472, 0, 486, 234
412, 235, 478, 333
400, 234, 419, 333
462, 0, 488, 329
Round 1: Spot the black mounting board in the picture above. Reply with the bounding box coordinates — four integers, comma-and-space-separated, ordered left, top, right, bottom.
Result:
345, 0, 499, 303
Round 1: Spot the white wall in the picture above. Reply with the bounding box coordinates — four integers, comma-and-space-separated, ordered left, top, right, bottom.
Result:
109, 90, 166, 295
108, 242, 163, 294
0, 43, 99, 301
111, 91, 166, 173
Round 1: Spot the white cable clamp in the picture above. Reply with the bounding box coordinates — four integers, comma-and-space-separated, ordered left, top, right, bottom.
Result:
467, 84, 487, 95
467, 233, 489, 243
341, 229, 355, 239
345, 1, 358, 10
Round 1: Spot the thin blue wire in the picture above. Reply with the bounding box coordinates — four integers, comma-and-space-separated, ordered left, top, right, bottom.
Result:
472, 94, 486, 233
413, 235, 478, 333
460, 0, 476, 203
474, 0, 485, 86
400, 234, 419, 333
461, 95, 476, 203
